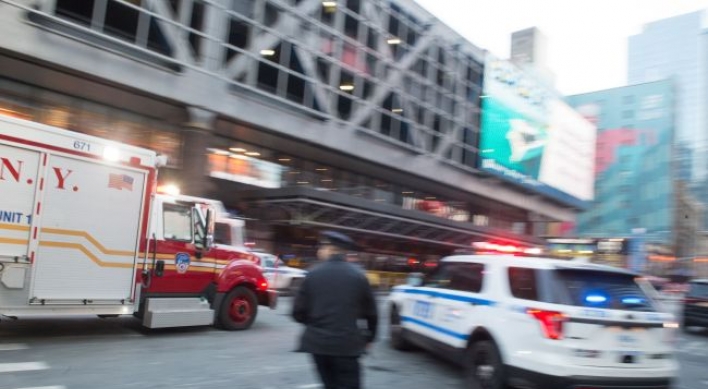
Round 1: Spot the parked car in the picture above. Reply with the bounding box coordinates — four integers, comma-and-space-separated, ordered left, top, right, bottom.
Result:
252, 252, 307, 293
682, 279, 708, 331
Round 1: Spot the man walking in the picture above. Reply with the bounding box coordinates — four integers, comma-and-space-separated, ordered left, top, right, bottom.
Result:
292, 231, 378, 389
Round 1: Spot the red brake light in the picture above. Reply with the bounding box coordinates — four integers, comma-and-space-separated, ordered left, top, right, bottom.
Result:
258, 280, 268, 290
528, 309, 566, 340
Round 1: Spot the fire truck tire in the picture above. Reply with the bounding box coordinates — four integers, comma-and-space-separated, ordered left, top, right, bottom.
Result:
218, 286, 258, 330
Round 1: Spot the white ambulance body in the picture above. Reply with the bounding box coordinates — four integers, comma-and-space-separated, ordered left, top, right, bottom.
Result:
0, 115, 154, 315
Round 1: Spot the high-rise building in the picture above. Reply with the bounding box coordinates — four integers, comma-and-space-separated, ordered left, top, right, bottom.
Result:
628, 10, 707, 198
510, 27, 556, 88
567, 80, 676, 248
511, 27, 547, 67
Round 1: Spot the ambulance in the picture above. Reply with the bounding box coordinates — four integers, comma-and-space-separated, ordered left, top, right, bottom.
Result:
0, 115, 276, 330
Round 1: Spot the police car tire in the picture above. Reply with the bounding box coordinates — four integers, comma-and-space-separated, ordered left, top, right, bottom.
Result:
465, 340, 504, 389
389, 305, 413, 351
219, 286, 258, 331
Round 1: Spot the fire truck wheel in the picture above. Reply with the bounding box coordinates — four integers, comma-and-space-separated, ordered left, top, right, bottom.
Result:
219, 286, 258, 330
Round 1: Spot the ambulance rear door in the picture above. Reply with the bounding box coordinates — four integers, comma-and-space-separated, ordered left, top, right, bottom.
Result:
31, 153, 148, 303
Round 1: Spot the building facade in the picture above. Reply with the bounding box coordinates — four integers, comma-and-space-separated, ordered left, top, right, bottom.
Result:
0, 0, 584, 260
567, 80, 678, 251
628, 10, 708, 223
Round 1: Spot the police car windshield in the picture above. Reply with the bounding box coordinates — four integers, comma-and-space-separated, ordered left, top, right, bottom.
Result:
554, 270, 655, 312
688, 282, 708, 298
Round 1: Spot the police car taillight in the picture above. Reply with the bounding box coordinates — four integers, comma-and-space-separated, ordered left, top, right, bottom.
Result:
527, 309, 567, 340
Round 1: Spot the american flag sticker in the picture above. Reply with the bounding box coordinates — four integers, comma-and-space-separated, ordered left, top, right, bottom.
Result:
108, 173, 134, 191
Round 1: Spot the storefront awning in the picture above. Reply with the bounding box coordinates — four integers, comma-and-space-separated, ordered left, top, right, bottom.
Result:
239, 187, 544, 250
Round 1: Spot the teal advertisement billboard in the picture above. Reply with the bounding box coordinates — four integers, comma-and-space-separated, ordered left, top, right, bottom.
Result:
479, 56, 596, 206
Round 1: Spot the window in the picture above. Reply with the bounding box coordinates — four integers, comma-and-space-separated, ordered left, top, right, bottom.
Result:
508, 267, 539, 301
623, 95, 635, 104
622, 110, 634, 119
259, 254, 276, 268
687, 282, 708, 298
425, 262, 485, 292
555, 270, 654, 311
214, 222, 232, 245
163, 203, 193, 241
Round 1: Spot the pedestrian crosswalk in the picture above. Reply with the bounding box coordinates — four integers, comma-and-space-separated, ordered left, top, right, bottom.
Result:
12, 387, 66, 389
0, 342, 65, 389
0, 362, 49, 373
0, 343, 28, 351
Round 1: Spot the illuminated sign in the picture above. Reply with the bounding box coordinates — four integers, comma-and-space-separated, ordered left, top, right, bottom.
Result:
479, 56, 596, 206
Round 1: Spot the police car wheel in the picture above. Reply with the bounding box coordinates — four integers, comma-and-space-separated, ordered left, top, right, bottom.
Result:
219, 286, 258, 331
465, 341, 504, 389
389, 305, 413, 351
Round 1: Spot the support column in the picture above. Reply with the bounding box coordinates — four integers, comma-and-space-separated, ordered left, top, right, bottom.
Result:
181, 106, 217, 197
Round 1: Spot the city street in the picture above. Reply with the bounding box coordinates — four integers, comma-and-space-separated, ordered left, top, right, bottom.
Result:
0, 297, 705, 389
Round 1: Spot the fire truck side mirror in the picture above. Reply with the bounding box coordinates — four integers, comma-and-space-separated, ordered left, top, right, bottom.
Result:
204, 207, 215, 250
194, 206, 214, 254
155, 260, 165, 277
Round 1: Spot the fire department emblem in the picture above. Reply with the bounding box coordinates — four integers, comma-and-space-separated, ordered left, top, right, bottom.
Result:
175, 253, 190, 274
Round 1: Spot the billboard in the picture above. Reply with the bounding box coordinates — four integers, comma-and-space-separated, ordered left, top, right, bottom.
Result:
479, 56, 596, 205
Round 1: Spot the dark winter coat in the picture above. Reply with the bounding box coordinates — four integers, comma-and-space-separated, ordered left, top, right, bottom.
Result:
292, 254, 378, 356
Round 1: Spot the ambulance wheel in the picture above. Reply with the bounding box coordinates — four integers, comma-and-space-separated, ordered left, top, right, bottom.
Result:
219, 286, 258, 330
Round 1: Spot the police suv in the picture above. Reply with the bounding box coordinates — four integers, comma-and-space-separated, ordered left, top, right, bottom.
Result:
388, 255, 678, 389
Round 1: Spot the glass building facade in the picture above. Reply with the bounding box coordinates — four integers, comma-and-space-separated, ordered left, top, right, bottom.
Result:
628, 10, 708, 224
567, 80, 675, 245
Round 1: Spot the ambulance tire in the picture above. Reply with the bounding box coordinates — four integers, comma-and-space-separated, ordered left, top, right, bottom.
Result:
219, 286, 258, 331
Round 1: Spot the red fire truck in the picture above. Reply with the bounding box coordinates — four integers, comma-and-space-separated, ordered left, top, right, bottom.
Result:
0, 115, 276, 330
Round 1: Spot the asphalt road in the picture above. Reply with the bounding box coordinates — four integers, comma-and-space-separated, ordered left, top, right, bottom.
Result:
0, 297, 705, 389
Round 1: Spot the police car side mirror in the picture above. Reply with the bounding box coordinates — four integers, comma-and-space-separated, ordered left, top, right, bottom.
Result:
407, 273, 424, 287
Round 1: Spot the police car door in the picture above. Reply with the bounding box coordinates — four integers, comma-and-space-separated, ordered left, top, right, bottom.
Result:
408, 262, 486, 349
435, 262, 487, 349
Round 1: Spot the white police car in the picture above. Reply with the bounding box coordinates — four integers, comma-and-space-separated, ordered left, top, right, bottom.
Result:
388, 255, 678, 389
252, 252, 306, 293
